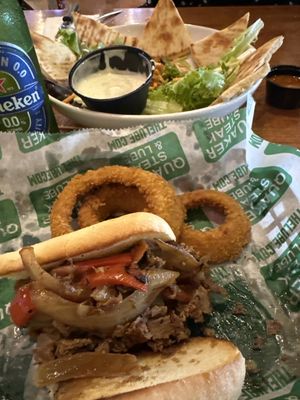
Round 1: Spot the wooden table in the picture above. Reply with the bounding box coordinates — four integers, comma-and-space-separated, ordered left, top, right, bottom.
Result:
25, 6, 300, 148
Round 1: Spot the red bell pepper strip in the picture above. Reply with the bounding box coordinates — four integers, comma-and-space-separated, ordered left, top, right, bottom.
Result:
86, 264, 147, 292
75, 252, 133, 273
10, 285, 36, 327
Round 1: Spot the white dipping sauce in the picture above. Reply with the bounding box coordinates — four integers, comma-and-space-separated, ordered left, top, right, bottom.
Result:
76, 69, 146, 99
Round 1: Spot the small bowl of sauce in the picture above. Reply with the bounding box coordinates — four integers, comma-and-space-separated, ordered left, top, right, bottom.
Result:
69, 46, 154, 114
266, 65, 300, 109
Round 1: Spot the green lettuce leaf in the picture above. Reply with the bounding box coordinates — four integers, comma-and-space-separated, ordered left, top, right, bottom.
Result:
216, 19, 264, 87
148, 67, 226, 112
222, 19, 264, 64
143, 98, 182, 115
162, 61, 183, 81
56, 28, 82, 57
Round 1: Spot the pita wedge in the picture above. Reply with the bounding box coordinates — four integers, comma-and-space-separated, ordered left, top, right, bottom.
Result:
31, 31, 76, 83
138, 0, 192, 59
73, 13, 138, 49
191, 13, 250, 67
212, 35, 284, 104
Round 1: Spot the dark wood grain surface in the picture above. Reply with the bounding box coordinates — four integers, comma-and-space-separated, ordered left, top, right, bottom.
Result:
25, 6, 300, 148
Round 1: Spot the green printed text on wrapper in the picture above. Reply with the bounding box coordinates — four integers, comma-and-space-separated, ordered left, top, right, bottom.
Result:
213, 164, 249, 190
0, 199, 21, 243
29, 175, 74, 227
248, 132, 264, 150
193, 108, 247, 162
253, 209, 300, 263
15, 132, 68, 153
107, 122, 168, 151
241, 367, 298, 399
228, 166, 292, 224
111, 132, 189, 180
265, 143, 300, 157
261, 233, 300, 313
27, 155, 82, 187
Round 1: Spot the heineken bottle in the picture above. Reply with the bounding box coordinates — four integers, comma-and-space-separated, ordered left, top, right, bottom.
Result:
0, 0, 58, 133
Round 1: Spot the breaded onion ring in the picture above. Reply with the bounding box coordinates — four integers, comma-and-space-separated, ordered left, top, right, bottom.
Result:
50, 166, 184, 238
78, 184, 148, 228
179, 190, 251, 264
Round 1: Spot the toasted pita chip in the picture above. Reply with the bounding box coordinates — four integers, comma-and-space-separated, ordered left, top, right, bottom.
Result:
191, 13, 250, 67
138, 0, 192, 59
212, 63, 270, 105
73, 13, 138, 49
233, 36, 284, 81
212, 36, 284, 104
31, 31, 76, 83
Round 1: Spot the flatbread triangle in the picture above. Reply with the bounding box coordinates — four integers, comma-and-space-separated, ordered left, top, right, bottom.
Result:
73, 13, 139, 49
138, 0, 192, 59
190, 13, 250, 67
212, 36, 284, 104
234, 35, 284, 81
30, 31, 77, 83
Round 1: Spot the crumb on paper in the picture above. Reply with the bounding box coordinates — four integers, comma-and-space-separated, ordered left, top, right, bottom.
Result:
266, 319, 282, 335
252, 335, 265, 350
246, 359, 260, 374
232, 302, 247, 315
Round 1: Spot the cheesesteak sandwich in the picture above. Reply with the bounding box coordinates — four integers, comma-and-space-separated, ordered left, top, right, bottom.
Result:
0, 212, 245, 399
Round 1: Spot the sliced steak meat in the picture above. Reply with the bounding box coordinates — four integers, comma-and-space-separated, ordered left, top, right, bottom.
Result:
177, 285, 212, 323
55, 338, 95, 358
147, 315, 174, 340
147, 312, 189, 341
143, 252, 166, 269
147, 338, 177, 352
34, 333, 57, 363
110, 305, 190, 353
111, 316, 152, 352
144, 305, 168, 319
95, 340, 111, 353
169, 312, 191, 341
30, 242, 217, 361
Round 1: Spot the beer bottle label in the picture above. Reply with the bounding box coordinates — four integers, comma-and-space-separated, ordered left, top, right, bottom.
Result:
0, 41, 48, 132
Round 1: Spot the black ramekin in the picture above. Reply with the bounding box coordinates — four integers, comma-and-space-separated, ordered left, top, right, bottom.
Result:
69, 45, 154, 115
266, 65, 300, 109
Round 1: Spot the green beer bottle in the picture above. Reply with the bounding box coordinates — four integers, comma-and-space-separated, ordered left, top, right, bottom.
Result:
0, 0, 58, 132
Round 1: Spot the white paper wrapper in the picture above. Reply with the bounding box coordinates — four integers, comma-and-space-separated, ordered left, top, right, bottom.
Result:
0, 96, 299, 399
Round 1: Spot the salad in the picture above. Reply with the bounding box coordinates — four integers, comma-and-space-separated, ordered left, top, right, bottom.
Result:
55, 17, 264, 115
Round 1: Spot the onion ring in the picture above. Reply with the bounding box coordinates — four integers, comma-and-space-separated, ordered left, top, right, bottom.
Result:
50, 166, 184, 238
78, 184, 148, 228
178, 189, 251, 264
